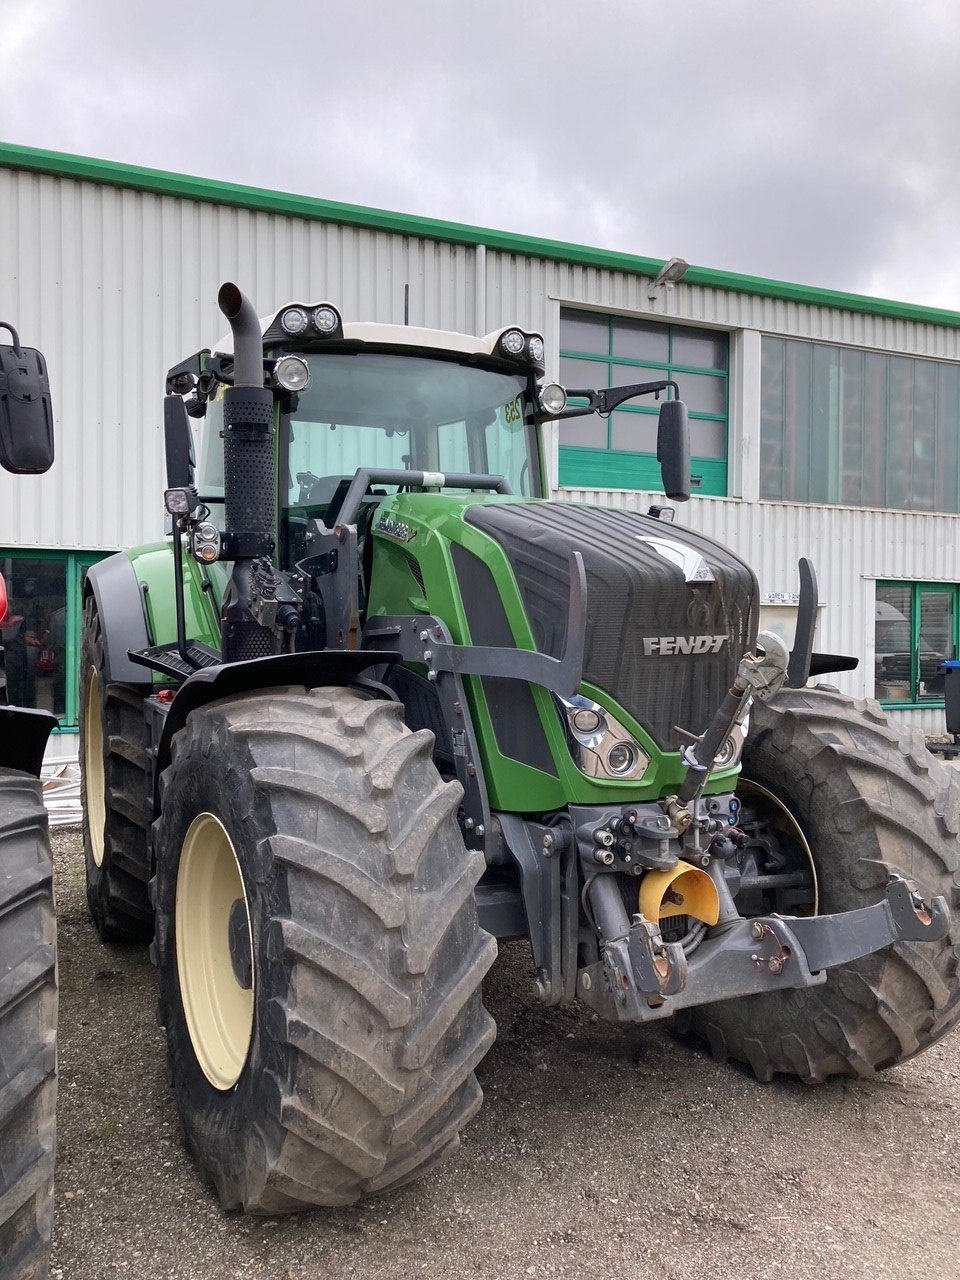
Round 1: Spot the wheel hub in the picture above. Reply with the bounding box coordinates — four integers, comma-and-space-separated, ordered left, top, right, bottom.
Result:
175, 813, 255, 1091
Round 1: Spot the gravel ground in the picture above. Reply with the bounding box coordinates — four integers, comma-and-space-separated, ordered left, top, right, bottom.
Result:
49, 826, 960, 1280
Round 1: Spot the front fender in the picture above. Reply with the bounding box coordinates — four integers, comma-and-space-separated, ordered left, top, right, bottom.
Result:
0, 705, 57, 776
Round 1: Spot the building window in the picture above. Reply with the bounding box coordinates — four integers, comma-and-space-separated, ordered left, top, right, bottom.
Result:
0, 550, 106, 730
761, 337, 960, 511
875, 582, 957, 706
558, 310, 729, 494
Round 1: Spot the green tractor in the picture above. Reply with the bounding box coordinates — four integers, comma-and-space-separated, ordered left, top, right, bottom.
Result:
80, 284, 959, 1213
0, 323, 57, 1278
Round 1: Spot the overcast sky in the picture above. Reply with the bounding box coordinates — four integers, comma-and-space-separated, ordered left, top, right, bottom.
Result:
3, 0, 960, 309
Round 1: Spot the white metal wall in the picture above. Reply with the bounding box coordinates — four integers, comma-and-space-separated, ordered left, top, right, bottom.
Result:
4, 161, 960, 733
0, 168, 477, 550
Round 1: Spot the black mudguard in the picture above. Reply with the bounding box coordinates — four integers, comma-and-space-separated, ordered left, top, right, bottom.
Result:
83, 553, 152, 686
0, 705, 58, 777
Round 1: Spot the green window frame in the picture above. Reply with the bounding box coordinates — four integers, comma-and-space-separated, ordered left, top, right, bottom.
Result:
557, 310, 729, 495
875, 580, 959, 709
0, 548, 107, 731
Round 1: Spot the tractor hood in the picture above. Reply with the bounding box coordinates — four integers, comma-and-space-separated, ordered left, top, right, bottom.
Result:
462, 500, 759, 750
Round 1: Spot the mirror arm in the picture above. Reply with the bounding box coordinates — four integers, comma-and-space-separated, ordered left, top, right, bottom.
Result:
547, 379, 679, 420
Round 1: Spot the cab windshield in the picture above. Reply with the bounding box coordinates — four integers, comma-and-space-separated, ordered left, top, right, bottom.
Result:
280, 352, 538, 516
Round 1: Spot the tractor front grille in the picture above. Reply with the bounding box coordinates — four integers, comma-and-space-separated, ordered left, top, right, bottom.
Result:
465, 501, 758, 750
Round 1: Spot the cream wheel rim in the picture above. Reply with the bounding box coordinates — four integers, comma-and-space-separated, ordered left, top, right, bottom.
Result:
737, 777, 819, 915
176, 813, 255, 1091
84, 667, 106, 868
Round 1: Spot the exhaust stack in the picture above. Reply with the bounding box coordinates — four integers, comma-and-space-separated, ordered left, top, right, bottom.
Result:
217, 283, 276, 662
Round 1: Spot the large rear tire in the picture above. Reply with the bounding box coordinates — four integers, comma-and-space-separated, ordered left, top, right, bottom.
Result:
0, 769, 57, 1280
79, 596, 152, 943
684, 686, 960, 1082
153, 685, 496, 1212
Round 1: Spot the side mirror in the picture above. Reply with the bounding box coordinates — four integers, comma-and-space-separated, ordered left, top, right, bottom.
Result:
656, 398, 690, 502
164, 394, 195, 488
0, 329, 55, 475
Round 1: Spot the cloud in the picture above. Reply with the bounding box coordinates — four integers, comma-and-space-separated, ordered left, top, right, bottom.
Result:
3, 0, 960, 307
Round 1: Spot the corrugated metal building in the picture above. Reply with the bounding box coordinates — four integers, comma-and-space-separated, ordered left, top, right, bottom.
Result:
3, 141, 960, 754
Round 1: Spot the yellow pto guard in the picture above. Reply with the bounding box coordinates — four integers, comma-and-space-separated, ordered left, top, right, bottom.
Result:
639, 862, 720, 927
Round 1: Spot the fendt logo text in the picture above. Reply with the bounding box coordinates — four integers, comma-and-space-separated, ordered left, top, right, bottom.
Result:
642, 634, 727, 656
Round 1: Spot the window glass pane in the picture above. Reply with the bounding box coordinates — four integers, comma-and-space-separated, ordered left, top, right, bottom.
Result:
937, 363, 960, 513
560, 311, 608, 356
863, 353, 888, 507
673, 371, 725, 417
0, 557, 67, 721
886, 357, 914, 510
672, 328, 727, 370
875, 584, 913, 701
560, 356, 603, 393
912, 361, 938, 511
559, 414, 607, 448
609, 411, 659, 453
918, 591, 953, 701
612, 318, 669, 363
760, 337, 786, 499
689, 418, 726, 459
839, 349, 865, 506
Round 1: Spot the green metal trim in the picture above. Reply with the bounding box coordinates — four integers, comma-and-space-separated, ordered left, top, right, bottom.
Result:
558, 448, 727, 495
4, 141, 960, 329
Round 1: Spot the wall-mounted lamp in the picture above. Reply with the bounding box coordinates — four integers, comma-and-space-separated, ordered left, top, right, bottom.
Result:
648, 257, 689, 301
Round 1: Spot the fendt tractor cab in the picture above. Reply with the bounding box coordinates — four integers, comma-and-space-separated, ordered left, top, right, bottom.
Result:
81, 284, 959, 1214
0, 322, 57, 1278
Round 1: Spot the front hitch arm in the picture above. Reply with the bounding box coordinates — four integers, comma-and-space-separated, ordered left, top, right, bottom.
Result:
579, 875, 949, 1024
784, 874, 949, 970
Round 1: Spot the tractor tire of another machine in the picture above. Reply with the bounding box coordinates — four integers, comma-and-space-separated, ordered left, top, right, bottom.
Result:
79, 596, 152, 943
684, 685, 960, 1083
0, 769, 57, 1280
153, 685, 497, 1212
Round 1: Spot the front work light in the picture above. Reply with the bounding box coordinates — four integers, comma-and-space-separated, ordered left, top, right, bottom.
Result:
164, 487, 199, 516
312, 305, 341, 334
280, 307, 309, 336
275, 355, 311, 392
500, 329, 526, 356
539, 382, 567, 415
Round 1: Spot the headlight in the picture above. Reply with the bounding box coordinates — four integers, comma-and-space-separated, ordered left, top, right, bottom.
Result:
714, 714, 749, 770
192, 522, 221, 564
280, 307, 308, 336
538, 382, 567, 415
274, 355, 311, 392
558, 695, 649, 782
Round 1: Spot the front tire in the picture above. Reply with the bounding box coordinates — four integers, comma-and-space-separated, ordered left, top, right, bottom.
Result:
685, 686, 960, 1082
0, 769, 57, 1280
153, 686, 496, 1212
79, 596, 152, 942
